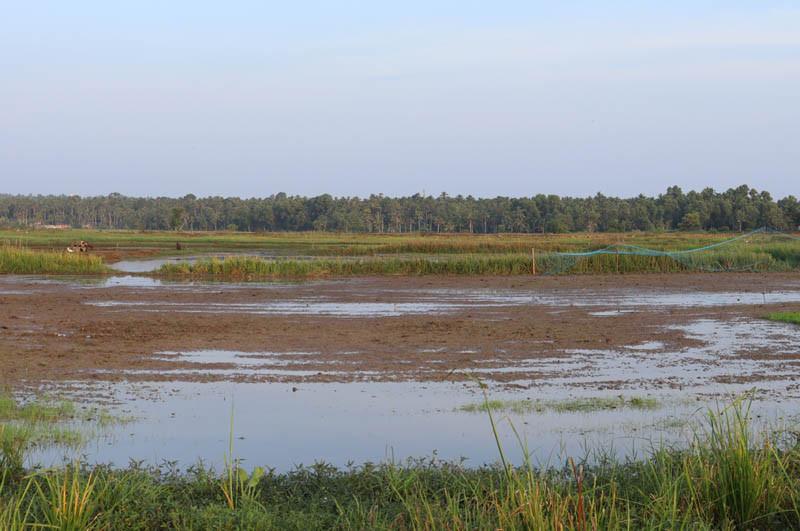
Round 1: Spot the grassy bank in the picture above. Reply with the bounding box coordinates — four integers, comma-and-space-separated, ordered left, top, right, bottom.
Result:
0, 399, 798, 529
0, 247, 109, 275
766, 312, 800, 325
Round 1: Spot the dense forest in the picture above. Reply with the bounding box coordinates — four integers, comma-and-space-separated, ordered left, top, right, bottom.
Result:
1, 186, 798, 233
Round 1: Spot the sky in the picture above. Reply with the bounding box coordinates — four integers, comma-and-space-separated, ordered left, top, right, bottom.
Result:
1, 1, 798, 199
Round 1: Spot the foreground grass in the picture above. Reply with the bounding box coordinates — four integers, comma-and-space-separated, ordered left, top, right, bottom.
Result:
0, 246, 109, 275
0, 399, 799, 529
766, 312, 800, 325
459, 396, 660, 415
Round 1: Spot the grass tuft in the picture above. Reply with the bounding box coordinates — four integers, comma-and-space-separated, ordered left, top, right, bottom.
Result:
766, 312, 800, 325
458, 396, 660, 414
0, 246, 109, 275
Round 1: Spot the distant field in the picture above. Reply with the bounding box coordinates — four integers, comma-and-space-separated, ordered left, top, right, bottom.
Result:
2, 228, 799, 276
2, 227, 796, 253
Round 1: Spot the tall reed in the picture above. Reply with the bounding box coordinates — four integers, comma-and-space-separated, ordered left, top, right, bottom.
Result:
0, 247, 108, 275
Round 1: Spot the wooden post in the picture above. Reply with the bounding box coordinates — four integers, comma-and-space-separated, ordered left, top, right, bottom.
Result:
531, 248, 536, 275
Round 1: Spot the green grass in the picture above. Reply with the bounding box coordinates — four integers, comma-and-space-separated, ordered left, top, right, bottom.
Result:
0, 397, 797, 529
0, 392, 128, 456
0, 246, 109, 275
158, 254, 538, 278
458, 396, 660, 415
766, 312, 800, 325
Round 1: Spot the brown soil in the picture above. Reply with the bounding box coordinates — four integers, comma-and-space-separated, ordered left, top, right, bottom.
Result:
1, 273, 799, 387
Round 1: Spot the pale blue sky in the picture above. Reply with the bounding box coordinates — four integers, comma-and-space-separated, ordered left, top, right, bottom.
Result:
1, 1, 798, 198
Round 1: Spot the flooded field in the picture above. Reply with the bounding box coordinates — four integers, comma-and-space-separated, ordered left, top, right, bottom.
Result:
2, 272, 800, 471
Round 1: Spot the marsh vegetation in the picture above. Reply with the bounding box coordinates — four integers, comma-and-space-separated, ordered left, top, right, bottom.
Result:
0, 247, 109, 275
457, 396, 661, 415
767, 312, 800, 326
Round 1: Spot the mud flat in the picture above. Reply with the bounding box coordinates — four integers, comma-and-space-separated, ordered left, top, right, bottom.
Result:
3, 272, 800, 468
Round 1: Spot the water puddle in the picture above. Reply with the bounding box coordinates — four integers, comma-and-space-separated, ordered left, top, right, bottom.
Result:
100, 275, 164, 287
85, 298, 522, 317
86, 288, 800, 318
510, 318, 800, 397
626, 341, 665, 351
540, 290, 800, 309
102, 350, 372, 379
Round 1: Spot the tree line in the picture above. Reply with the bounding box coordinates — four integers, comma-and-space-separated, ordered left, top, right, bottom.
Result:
1, 185, 798, 233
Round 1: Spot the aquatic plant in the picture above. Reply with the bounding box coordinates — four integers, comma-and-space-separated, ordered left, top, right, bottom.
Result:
458, 396, 660, 415
0, 392, 127, 452
766, 312, 800, 325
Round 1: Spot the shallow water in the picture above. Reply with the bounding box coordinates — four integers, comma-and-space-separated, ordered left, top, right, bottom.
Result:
434, 287, 800, 309
29, 316, 800, 470
80, 282, 800, 317
31, 379, 713, 471
87, 299, 491, 317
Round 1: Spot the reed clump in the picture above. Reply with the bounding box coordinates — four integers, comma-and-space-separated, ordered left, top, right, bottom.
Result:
0, 247, 109, 275
158, 254, 536, 278
539, 248, 795, 274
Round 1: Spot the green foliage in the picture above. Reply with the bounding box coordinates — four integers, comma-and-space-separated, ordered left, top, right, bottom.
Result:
0, 392, 127, 455
679, 211, 702, 230
0, 246, 109, 274
1, 185, 799, 233
766, 312, 800, 325
458, 396, 660, 415
32, 466, 99, 530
